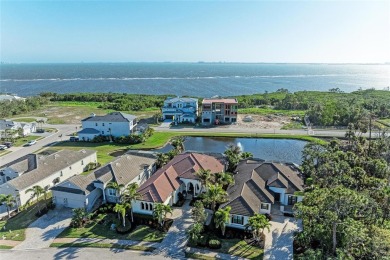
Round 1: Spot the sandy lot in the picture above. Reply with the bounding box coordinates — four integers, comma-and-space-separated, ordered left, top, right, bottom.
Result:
227, 114, 292, 130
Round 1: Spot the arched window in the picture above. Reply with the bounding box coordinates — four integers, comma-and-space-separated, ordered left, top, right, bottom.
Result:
196, 184, 200, 191
145, 203, 149, 210
141, 202, 144, 210
149, 204, 153, 211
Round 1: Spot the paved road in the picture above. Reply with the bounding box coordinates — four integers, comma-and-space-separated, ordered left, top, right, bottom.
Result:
0, 123, 79, 166
0, 247, 170, 260
13, 208, 73, 250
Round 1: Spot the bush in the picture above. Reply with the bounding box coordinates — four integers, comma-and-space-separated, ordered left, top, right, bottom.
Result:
208, 239, 221, 249
197, 235, 209, 247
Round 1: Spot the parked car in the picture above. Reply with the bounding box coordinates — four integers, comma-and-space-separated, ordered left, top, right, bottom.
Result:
26, 140, 37, 146
69, 136, 79, 142
3, 142, 13, 148
0, 145, 7, 150
37, 129, 45, 133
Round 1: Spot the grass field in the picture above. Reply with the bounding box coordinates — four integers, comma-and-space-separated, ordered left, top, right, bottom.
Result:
12, 135, 42, 147
12, 118, 37, 123
0, 245, 13, 249
239, 107, 306, 116
50, 242, 155, 252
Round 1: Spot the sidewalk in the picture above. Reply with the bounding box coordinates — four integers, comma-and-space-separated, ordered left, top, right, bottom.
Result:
52, 237, 159, 248
186, 246, 247, 260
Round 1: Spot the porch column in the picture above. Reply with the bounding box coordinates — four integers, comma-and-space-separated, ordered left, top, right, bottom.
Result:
102, 187, 106, 202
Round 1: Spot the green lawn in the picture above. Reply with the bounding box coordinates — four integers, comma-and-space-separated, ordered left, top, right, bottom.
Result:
377, 119, 390, 127
12, 118, 37, 123
239, 107, 306, 116
58, 214, 165, 242
12, 135, 42, 147
185, 252, 216, 260
0, 198, 51, 241
0, 245, 13, 250
50, 242, 155, 252
220, 239, 263, 259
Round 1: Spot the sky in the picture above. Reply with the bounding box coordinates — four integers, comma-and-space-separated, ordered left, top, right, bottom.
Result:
0, 0, 389, 63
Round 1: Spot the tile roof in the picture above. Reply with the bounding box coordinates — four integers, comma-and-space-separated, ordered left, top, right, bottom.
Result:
202, 98, 238, 104
221, 160, 304, 216
82, 112, 137, 122
7, 150, 96, 191
137, 153, 224, 203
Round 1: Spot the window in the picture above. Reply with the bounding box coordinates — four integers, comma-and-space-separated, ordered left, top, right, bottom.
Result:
261, 203, 269, 210
101, 131, 104, 135
102, 123, 105, 126
141, 202, 144, 210
145, 203, 149, 210
108, 189, 116, 196
149, 204, 153, 211
288, 195, 297, 205
231, 215, 244, 225
81, 160, 84, 166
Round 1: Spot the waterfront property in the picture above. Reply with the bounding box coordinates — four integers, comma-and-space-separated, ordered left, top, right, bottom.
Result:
201, 98, 238, 125
51, 151, 156, 211
220, 159, 304, 230
161, 97, 198, 123
0, 119, 36, 138
133, 152, 225, 215
78, 112, 137, 141
0, 149, 97, 213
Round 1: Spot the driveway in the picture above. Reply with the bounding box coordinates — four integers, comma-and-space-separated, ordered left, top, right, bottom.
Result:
13, 208, 73, 250
263, 215, 301, 260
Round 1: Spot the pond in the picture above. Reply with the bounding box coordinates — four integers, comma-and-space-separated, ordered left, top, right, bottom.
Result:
154, 137, 307, 165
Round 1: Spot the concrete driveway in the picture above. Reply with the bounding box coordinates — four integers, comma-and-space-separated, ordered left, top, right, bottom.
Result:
263, 215, 301, 260
13, 208, 73, 250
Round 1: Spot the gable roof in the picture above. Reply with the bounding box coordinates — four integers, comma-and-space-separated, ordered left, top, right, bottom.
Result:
137, 153, 224, 203
82, 112, 136, 123
221, 160, 304, 216
6, 150, 96, 191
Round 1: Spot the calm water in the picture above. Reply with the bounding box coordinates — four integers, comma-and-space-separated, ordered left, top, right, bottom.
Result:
154, 137, 307, 164
1, 63, 389, 97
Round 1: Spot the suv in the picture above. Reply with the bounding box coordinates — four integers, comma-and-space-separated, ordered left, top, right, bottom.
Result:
69, 136, 79, 142
3, 142, 13, 148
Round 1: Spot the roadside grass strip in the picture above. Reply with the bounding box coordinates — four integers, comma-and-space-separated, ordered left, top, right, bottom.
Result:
50, 242, 155, 252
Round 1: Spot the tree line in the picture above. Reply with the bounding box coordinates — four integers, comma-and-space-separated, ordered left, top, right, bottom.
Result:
0, 97, 48, 118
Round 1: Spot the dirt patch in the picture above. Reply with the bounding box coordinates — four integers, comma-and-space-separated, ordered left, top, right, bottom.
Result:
228, 114, 292, 130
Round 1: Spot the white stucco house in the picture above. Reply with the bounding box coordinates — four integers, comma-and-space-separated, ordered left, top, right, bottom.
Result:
133, 152, 225, 216
0, 119, 36, 138
51, 152, 157, 211
0, 150, 97, 213
78, 112, 137, 141
162, 97, 198, 123
220, 160, 304, 230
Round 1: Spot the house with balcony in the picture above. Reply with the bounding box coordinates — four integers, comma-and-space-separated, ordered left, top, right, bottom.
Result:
0, 119, 36, 138
78, 112, 137, 141
220, 159, 304, 230
0, 150, 97, 213
51, 151, 156, 211
162, 97, 198, 123
201, 98, 238, 125
133, 152, 225, 215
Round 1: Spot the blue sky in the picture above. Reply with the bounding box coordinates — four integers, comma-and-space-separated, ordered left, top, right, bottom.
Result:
1, 1, 389, 63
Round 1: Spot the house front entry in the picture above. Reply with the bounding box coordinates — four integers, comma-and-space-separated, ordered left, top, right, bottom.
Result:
188, 183, 195, 196
274, 193, 281, 202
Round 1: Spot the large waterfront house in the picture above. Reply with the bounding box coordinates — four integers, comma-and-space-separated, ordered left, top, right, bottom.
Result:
78, 112, 137, 141
162, 97, 198, 123
133, 153, 225, 215
0, 150, 97, 213
51, 152, 156, 211
220, 159, 304, 230
201, 98, 238, 125
0, 119, 36, 138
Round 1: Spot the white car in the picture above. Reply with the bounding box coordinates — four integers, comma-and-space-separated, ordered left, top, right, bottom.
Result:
0, 145, 7, 150
27, 140, 37, 146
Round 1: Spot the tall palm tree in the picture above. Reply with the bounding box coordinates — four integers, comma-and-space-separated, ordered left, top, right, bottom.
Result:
106, 181, 125, 203
245, 213, 271, 243
153, 203, 172, 228
195, 169, 212, 193
156, 153, 170, 168
224, 144, 242, 172
203, 184, 228, 211
25, 185, 44, 214
241, 152, 253, 159
170, 136, 185, 153
0, 194, 16, 219
122, 183, 142, 222
214, 172, 235, 188
214, 206, 231, 236
113, 203, 131, 227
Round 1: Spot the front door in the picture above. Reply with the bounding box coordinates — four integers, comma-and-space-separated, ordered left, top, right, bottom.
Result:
274, 193, 281, 202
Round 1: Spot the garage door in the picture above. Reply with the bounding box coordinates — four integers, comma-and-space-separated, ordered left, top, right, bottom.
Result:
54, 194, 85, 209
165, 115, 174, 119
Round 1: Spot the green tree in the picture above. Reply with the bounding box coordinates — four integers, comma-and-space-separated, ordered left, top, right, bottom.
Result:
25, 185, 44, 214
0, 194, 16, 218
213, 172, 234, 188
122, 183, 142, 222
203, 184, 228, 211
170, 136, 185, 153
191, 201, 207, 224
187, 222, 204, 244
214, 206, 231, 236
106, 181, 125, 203
70, 208, 92, 228
156, 153, 170, 168
153, 203, 172, 228
195, 169, 212, 193
245, 213, 271, 243
113, 203, 131, 227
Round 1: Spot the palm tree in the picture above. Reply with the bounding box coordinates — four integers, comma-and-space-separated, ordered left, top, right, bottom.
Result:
25, 185, 44, 214
203, 184, 228, 211
113, 203, 131, 227
106, 181, 125, 203
170, 136, 185, 153
245, 213, 271, 243
0, 194, 16, 219
214, 206, 231, 236
122, 183, 142, 222
195, 169, 212, 193
214, 172, 235, 188
224, 144, 242, 172
156, 153, 170, 168
71, 208, 92, 228
153, 203, 172, 228
187, 222, 204, 244
241, 152, 253, 159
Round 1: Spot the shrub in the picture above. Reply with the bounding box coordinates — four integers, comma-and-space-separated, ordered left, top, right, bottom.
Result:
208, 239, 221, 249
197, 235, 209, 247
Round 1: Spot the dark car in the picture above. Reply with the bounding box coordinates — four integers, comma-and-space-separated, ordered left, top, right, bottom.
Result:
3, 142, 13, 148
69, 136, 79, 142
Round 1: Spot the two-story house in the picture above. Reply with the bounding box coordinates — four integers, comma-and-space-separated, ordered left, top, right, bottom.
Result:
78, 112, 137, 141
51, 152, 157, 211
220, 159, 304, 230
162, 97, 198, 123
0, 150, 97, 213
201, 98, 238, 125
0, 119, 36, 138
